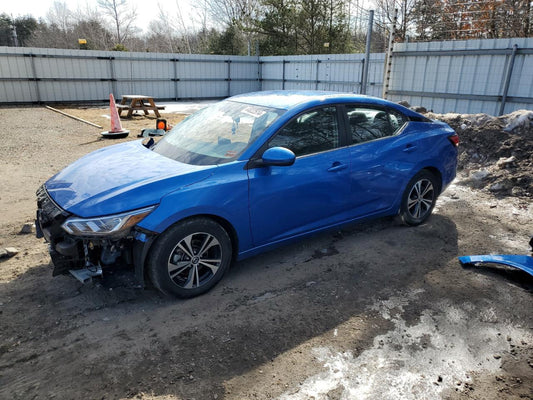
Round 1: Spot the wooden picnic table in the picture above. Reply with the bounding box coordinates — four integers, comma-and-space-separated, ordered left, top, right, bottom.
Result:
117, 95, 165, 118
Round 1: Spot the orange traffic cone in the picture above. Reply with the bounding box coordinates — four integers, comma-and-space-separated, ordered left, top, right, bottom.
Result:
101, 93, 130, 138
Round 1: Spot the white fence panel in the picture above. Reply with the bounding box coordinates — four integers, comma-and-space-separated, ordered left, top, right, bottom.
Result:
387, 38, 533, 115
0, 39, 531, 115
260, 53, 384, 95
0, 48, 261, 103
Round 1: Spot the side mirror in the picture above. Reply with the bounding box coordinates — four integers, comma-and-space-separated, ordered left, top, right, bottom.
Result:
260, 147, 296, 167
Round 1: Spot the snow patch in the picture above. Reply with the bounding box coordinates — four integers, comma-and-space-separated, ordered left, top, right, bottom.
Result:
502, 110, 533, 132
278, 291, 532, 400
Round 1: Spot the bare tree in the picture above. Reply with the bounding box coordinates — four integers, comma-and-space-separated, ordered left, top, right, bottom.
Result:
46, 1, 73, 33
196, 0, 211, 32
72, 3, 114, 49
206, 0, 259, 26
411, 0, 533, 41
97, 0, 137, 45
144, 1, 193, 53
173, 1, 192, 53
191, 0, 215, 52
28, 1, 76, 48
205, 0, 260, 54
372, 0, 417, 41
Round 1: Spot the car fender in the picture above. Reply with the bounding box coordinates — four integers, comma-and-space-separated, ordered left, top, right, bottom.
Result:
382, 157, 443, 208
412, 123, 458, 188
136, 162, 252, 252
406, 126, 457, 192
132, 180, 251, 287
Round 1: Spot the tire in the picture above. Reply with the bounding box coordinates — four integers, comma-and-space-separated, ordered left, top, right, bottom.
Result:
399, 170, 439, 226
147, 218, 232, 298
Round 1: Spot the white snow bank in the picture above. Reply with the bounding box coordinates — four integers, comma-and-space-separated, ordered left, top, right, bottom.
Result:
501, 110, 533, 132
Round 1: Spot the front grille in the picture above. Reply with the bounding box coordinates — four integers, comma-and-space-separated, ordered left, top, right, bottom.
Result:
36, 184, 70, 224
36, 185, 85, 273
36, 184, 71, 243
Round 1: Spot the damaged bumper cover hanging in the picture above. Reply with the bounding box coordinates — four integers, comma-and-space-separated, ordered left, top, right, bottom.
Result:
458, 254, 533, 277
35, 184, 157, 286
458, 236, 533, 277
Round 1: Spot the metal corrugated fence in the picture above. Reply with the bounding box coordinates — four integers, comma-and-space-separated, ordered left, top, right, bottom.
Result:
387, 38, 533, 115
0, 47, 382, 104
260, 53, 385, 98
1, 38, 532, 115
0, 47, 261, 103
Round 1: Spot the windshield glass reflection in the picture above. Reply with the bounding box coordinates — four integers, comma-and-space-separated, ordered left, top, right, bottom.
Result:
153, 100, 285, 165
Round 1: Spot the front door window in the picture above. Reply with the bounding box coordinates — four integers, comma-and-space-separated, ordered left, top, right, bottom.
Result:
268, 106, 340, 156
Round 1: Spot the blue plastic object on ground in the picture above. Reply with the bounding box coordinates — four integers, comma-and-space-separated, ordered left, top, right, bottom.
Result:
458, 254, 533, 276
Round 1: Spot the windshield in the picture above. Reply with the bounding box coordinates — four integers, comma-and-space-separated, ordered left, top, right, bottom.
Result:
153, 100, 285, 165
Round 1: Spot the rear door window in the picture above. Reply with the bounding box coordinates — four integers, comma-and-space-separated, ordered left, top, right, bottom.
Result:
345, 106, 407, 145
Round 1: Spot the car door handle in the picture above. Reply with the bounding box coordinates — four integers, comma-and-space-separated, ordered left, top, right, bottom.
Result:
403, 144, 417, 153
327, 162, 348, 172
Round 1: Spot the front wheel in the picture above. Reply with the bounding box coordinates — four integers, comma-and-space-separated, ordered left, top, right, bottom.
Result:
399, 170, 439, 226
147, 218, 232, 298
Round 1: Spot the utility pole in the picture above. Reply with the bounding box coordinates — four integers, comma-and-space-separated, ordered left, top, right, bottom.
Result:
361, 10, 374, 95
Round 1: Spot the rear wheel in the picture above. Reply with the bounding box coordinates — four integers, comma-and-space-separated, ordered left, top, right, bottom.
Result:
148, 218, 232, 298
399, 170, 438, 226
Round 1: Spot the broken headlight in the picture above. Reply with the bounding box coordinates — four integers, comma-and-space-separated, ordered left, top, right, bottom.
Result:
61, 206, 155, 237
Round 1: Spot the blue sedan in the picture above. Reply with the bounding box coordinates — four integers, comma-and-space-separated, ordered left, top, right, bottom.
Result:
36, 91, 458, 297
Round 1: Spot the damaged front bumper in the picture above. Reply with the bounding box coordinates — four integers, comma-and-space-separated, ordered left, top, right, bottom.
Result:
36, 185, 156, 285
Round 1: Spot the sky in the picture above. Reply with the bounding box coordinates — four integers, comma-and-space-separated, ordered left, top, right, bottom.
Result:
2, 0, 199, 32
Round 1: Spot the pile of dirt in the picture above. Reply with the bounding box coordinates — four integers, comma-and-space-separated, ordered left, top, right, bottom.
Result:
426, 110, 533, 198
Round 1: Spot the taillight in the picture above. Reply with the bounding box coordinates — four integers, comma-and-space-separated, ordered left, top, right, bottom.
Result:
448, 133, 459, 147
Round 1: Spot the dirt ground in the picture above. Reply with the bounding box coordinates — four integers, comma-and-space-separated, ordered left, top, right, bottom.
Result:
0, 105, 532, 400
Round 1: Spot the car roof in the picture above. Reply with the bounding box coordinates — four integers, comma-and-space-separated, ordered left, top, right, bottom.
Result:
228, 90, 422, 118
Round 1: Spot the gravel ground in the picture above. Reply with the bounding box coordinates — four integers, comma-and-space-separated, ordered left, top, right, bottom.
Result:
0, 105, 531, 400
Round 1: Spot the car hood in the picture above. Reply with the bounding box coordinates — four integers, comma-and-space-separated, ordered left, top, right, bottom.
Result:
45, 140, 215, 218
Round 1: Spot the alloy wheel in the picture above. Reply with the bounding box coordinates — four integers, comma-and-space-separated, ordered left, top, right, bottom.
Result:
167, 232, 222, 289
407, 178, 435, 220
